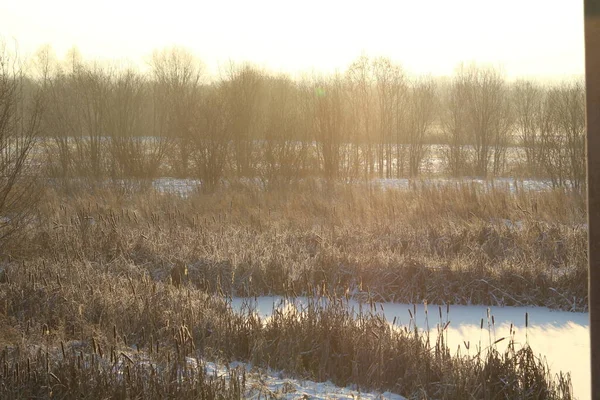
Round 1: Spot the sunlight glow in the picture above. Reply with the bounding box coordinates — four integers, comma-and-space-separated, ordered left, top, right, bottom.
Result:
0, 0, 584, 78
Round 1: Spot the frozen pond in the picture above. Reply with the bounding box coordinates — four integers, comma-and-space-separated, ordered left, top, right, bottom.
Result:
230, 296, 590, 400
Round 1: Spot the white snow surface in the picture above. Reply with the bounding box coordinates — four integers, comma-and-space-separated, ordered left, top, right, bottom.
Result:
103, 350, 407, 399
204, 361, 406, 400
149, 177, 565, 197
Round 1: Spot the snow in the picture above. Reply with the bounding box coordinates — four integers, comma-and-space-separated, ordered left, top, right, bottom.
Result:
85, 341, 407, 399
371, 177, 559, 192
205, 361, 407, 400
148, 177, 564, 197
152, 177, 202, 196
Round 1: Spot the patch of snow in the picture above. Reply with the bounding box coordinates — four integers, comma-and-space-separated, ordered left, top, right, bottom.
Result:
204, 361, 407, 400
152, 178, 202, 197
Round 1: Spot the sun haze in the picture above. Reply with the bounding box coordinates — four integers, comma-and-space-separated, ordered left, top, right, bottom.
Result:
0, 0, 584, 78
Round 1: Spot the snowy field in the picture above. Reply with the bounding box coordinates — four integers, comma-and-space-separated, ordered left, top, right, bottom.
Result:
230, 296, 590, 400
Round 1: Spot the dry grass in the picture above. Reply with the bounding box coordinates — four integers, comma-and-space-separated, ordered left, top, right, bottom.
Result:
14, 180, 587, 311
0, 180, 582, 398
0, 257, 571, 399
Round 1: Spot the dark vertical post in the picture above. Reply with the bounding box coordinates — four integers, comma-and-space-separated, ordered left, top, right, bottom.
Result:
586, 1, 600, 399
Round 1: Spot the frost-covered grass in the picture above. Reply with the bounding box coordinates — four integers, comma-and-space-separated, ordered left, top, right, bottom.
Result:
0, 258, 572, 399
0, 180, 584, 398
22, 179, 588, 311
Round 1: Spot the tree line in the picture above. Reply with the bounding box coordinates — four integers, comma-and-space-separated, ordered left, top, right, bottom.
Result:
2, 44, 587, 194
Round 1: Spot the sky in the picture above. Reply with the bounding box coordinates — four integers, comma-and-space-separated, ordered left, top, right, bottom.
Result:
0, 0, 585, 80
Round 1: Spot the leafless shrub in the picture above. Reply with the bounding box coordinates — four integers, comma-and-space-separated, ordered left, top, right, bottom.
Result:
405, 76, 437, 176
191, 84, 230, 191
151, 47, 202, 177
0, 41, 44, 244
105, 68, 166, 178
258, 75, 308, 188
222, 63, 264, 178
443, 65, 512, 177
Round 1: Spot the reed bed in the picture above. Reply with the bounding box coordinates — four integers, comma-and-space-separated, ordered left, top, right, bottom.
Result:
12, 179, 587, 311
0, 180, 584, 398
0, 256, 572, 399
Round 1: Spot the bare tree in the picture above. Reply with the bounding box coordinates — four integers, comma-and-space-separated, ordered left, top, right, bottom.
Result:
151, 47, 202, 177
71, 60, 109, 179
105, 68, 166, 178
442, 73, 471, 176
313, 75, 346, 181
513, 80, 544, 177
555, 81, 586, 190
222, 63, 263, 177
38, 47, 74, 178
444, 65, 510, 177
296, 79, 320, 176
259, 75, 307, 187
346, 56, 376, 179
466, 66, 510, 177
0, 41, 44, 242
540, 81, 586, 189
373, 57, 407, 178
43, 49, 108, 180
191, 84, 230, 192
406, 77, 436, 176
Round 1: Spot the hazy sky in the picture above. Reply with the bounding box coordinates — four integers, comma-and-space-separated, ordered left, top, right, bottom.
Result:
0, 0, 585, 80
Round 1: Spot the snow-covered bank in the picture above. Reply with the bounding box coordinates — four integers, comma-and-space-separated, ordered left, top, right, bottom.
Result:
205, 361, 406, 400
230, 296, 590, 400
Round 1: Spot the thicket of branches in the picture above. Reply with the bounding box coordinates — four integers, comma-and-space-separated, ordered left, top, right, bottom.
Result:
22, 47, 587, 191
0, 41, 44, 242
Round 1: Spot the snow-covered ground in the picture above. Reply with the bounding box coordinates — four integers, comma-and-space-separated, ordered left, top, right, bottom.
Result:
152, 177, 203, 196
149, 176, 565, 197
105, 346, 406, 399
230, 296, 590, 400
205, 361, 406, 400
371, 177, 559, 192
49, 176, 570, 197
